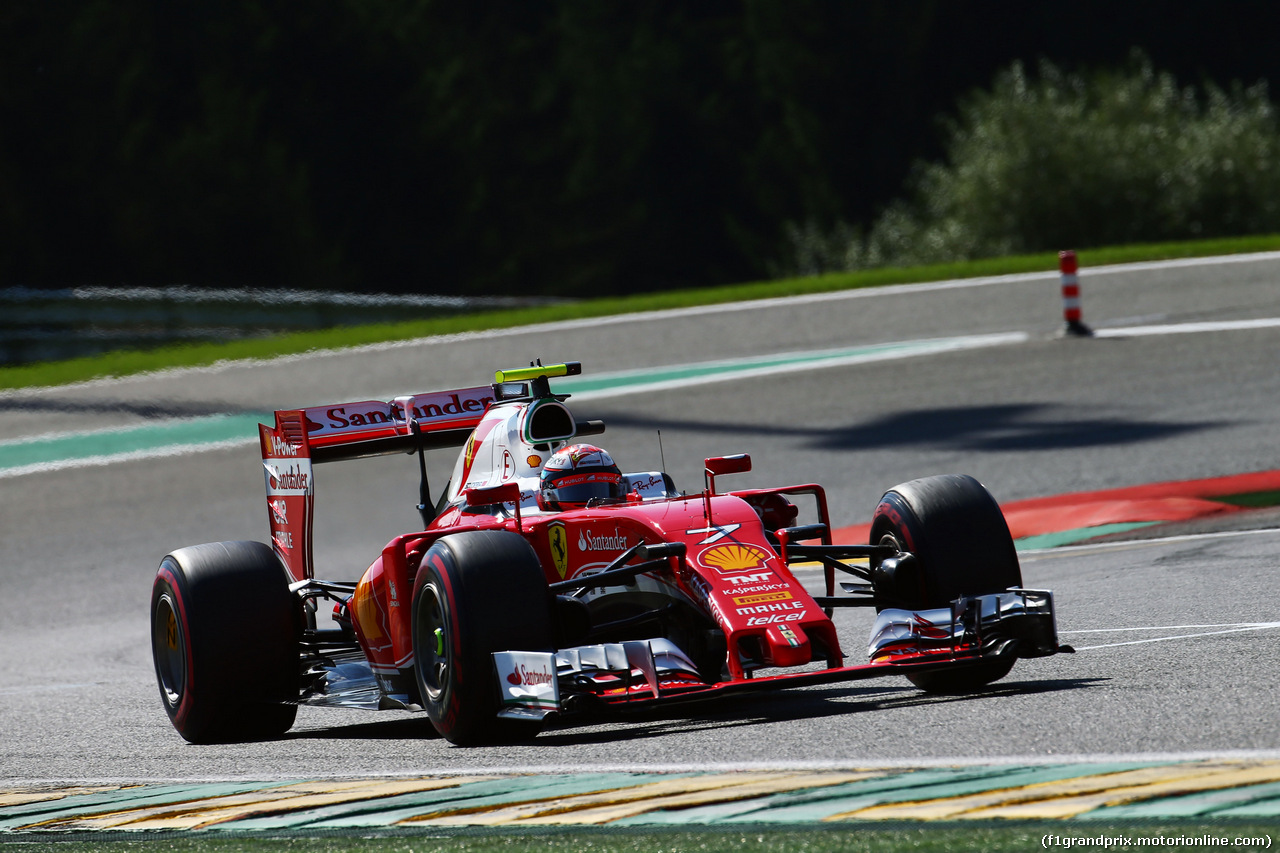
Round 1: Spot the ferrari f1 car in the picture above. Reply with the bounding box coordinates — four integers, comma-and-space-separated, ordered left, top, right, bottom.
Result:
150, 361, 1071, 744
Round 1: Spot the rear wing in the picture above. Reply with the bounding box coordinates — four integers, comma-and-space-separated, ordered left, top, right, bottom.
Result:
258, 384, 495, 582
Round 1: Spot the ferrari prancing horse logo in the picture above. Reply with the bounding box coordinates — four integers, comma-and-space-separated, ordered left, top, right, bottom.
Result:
548, 522, 569, 579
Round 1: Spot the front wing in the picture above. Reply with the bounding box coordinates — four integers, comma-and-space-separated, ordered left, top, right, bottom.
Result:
493, 588, 1072, 720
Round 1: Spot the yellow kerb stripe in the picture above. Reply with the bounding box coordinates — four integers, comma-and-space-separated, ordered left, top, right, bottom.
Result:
829, 761, 1280, 821
29, 777, 496, 831
405, 771, 878, 826
0, 787, 122, 808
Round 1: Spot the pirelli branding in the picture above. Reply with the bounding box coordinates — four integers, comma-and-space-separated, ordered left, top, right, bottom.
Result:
731, 590, 793, 606
736, 599, 806, 617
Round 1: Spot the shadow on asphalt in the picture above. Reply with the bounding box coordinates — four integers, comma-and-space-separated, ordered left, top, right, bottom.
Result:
530, 677, 1107, 748
283, 676, 1107, 747
599, 404, 1222, 453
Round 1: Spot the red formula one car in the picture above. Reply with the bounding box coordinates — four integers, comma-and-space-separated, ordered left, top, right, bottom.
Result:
150, 362, 1071, 744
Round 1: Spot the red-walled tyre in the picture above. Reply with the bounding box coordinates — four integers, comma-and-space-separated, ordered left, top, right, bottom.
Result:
870, 474, 1022, 693
411, 530, 555, 745
150, 541, 299, 743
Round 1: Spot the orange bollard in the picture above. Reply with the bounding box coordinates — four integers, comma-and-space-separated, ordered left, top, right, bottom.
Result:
1059, 250, 1093, 336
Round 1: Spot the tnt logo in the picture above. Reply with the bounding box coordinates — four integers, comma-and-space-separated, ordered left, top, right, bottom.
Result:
723, 571, 772, 585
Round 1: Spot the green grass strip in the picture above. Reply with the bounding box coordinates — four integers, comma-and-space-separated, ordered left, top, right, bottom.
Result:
1213, 489, 1280, 509
1015, 522, 1161, 550
5, 234, 1280, 393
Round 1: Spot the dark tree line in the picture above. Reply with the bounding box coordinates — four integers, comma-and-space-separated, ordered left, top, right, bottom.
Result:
4, 1, 1280, 297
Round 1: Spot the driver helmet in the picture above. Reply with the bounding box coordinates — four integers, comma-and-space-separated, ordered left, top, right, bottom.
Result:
538, 443, 626, 510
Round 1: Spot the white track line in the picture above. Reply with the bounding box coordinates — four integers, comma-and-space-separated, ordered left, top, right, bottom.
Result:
1095, 317, 1280, 337
34, 750, 1280, 785
0, 438, 252, 480
1063, 622, 1280, 633
9, 251, 1280, 395
1021, 526, 1280, 557
1067, 622, 1280, 651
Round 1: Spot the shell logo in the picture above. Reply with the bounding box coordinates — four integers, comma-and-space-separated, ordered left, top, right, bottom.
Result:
699, 543, 772, 573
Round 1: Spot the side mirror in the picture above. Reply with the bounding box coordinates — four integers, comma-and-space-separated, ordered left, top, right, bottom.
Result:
464, 482, 521, 507
704, 454, 751, 477
704, 454, 751, 497
464, 481, 523, 532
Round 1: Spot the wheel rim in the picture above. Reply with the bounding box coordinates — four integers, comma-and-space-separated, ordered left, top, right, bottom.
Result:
874, 531, 901, 566
872, 530, 905, 610
152, 593, 186, 708
416, 583, 449, 701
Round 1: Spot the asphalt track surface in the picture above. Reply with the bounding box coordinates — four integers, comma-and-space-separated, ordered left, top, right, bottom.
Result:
2, 254, 1279, 783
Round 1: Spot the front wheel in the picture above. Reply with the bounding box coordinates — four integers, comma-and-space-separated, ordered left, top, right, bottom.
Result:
411, 530, 556, 745
870, 474, 1022, 693
150, 541, 299, 743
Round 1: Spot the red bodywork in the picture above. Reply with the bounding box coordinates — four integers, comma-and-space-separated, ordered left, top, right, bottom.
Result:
257, 370, 1044, 714
351, 492, 845, 686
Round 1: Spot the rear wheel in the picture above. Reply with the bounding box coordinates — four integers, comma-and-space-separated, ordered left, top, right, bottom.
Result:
870, 474, 1022, 693
411, 530, 555, 745
150, 541, 299, 743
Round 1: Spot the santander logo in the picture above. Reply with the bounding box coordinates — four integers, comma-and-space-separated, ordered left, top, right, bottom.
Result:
506, 664, 554, 687
578, 528, 629, 552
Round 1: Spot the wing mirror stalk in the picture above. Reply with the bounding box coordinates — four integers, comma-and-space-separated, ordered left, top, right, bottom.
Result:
702, 454, 751, 522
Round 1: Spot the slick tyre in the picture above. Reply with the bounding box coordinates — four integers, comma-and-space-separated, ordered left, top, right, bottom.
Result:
150, 541, 299, 743
870, 474, 1022, 693
412, 530, 555, 745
